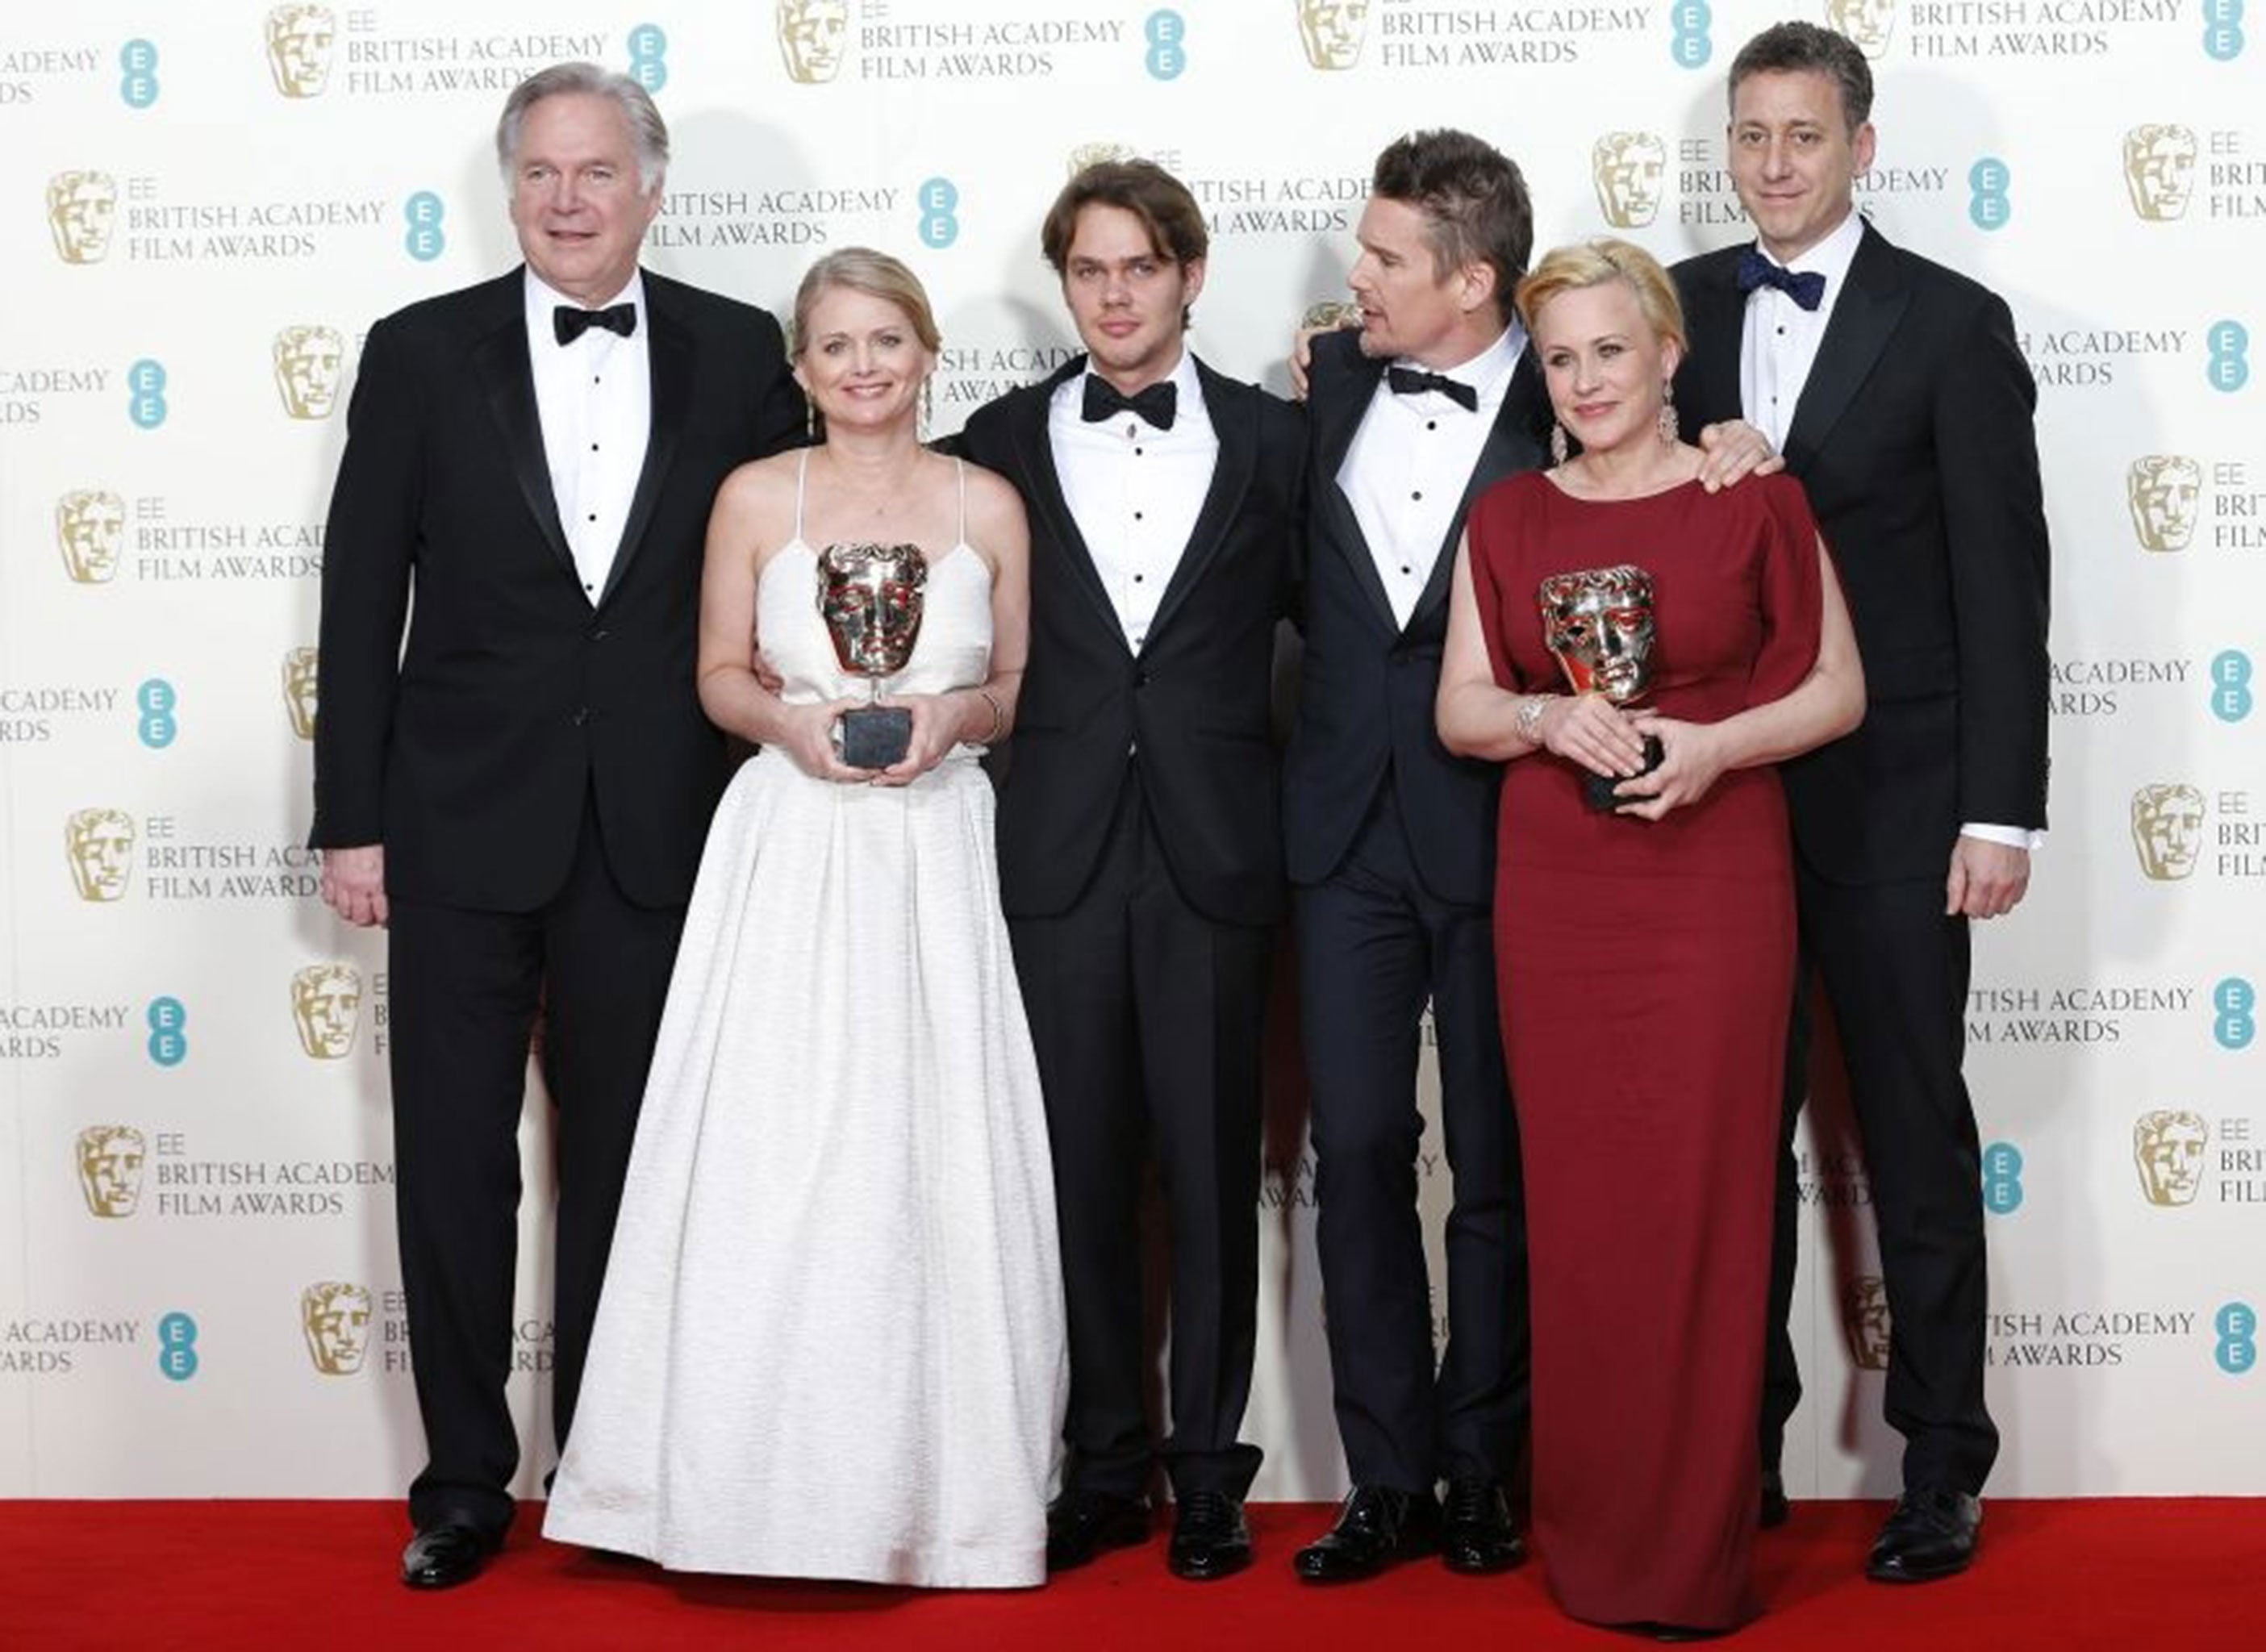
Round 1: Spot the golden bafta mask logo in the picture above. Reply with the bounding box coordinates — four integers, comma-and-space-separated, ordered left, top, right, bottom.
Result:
2122, 125, 2198, 222
282, 646, 320, 740
1824, 0, 1899, 57
2126, 456, 2204, 553
2133, 1109, 2209, 1208
1592, 131, 1667, 229
46, 170, 117, 265
56, 489, 127, 584
265, 4, 337, 98
290, 962, 364, 1059
65, 807, 136, 903
1296, 0, 1371, 69
2130, 783, 2205, 882
300, 1282, 373, 1375
777, 0, 849, 84
273, 324, 344, 419
75, 1125, 147, 1218
1843, 1274, 1892, 1371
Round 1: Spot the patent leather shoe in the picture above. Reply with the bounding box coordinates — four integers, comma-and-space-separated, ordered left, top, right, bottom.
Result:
1045, 1489, 1150, 1571
400, 1522, 495, 1590
1168, 1491, 1251, 1581
1865, 1485, 1981, 1583
1438, 1477, 1524, 1573
1759, 1468, 1789, 1530
1292, 1485, 1438, 1583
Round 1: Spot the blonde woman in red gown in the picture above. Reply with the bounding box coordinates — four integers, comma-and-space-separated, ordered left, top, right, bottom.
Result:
1437, 239, 1863, 1635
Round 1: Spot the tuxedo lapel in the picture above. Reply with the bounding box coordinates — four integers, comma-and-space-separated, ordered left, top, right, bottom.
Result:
1011, 355, 1125, 649
1312, 339, 1399, 635
598, 280, 690, 605
1682, 252, 1746, 428
1784, 222, 1909, 475
1406, 340, 1547, 633
472, 300, 575, 580
1144, 360, 1254, 647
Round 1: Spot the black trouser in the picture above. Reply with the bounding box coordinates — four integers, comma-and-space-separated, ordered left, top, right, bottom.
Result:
1762, 868, 1997, 1496
1294, 786, 1529, 1494
1009, 768, 1270, 1501
388, 798, 686, 1535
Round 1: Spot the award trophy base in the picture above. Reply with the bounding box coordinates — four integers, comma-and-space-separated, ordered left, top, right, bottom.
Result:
840, 704, 912, 770
1584, 735, 1665, 812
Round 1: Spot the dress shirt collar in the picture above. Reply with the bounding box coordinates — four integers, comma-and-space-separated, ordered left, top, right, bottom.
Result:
524, 267, 647, 341
1752, 209, 1863, 291
1070, 344, 1210, 436
1394, 322, 1526, 411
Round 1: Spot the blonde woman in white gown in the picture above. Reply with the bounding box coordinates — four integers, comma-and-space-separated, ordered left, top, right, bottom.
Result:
545, 248, 1066, 1587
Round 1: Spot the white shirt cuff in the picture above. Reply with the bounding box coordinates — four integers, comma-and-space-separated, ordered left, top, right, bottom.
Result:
1961, 823, 2044, 852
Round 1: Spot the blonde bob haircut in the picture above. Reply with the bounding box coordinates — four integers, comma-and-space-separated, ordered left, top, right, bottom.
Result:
791, 246, 943, 357
1514, 237, 1688, 357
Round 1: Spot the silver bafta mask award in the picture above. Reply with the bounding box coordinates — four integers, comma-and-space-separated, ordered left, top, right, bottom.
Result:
1538, 563, 1663, 811
818, 542, 928, 769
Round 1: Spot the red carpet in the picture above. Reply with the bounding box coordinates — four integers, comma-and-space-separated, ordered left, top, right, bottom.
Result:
5, 1500, 2256, 1649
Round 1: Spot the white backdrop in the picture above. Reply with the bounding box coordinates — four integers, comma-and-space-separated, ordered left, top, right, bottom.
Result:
2, 1, 2259, 1502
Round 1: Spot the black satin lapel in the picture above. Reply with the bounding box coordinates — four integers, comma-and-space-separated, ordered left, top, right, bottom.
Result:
474, 322, 574, 578
598, 307, 690, 605
1407, 347, 1548, 632
1009, 387, 1125, 649
1314, 348, 1399, 634
1688, 260, 1746, 428
1784, 230, 1908, 474
1145, 365, 1253, 645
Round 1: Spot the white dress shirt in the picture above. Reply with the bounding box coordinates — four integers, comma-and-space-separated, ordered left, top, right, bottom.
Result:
524, 268, 651, 603
1337, 323, 1527, 630
1049, 348, 1217, 653
1738, 211, 2038, 853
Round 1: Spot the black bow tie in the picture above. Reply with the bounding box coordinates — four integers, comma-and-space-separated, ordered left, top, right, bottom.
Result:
1385, 365, 1478, 411
1735, 248, 1826, 311
553, 302, 638, 345
1082, 374, 1177, 430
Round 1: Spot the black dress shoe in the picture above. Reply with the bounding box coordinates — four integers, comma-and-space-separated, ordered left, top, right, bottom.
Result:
1865, 1485, 1981, 1583
1759, 1468, 1789, 1530
1439, 1477, 1525, 1574
401, 1522, 496, 1590
1292, 1485, 1438, 1583
1045, 1489, 1150, 1571
1168, 1491, 1252, 1581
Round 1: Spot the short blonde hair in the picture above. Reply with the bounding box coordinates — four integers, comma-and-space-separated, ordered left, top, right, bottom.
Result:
1515, 237, 1687, 357
791, 246, 942, 357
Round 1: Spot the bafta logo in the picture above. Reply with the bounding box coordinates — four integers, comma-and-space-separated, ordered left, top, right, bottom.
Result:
56, 489, 127, 584
65, 807, 136, 903
46, 170, 117, 265
1824, 0, 1898, 57
1842, 1274, 1892, 1372
75, 1125, 147, 1219
2133, 1109, 2209, 1208
1067, 142, 1139, 176
2130, 783, 2205, 882
2122, 125, 2198, 222
1592, 131, 1667, 229
777, 0, 849, 84
300, 1283, 373, 1375
264, 4, 337, 98
272, 324, 344, 419
290, 962, 363, 1060
2126, 456, 2203, 553
282, 647, 320, 740
1296, 0, 1371, 69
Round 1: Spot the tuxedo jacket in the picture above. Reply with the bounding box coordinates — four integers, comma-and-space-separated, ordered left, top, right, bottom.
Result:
1672, 222, 2051, 886
1283, 325, 1553, 907
311, 267, 804, 912
958, 355, 1305, 928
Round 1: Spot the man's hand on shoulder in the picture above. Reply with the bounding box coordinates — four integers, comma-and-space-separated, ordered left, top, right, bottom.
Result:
1695, 419, 1784, 491
320, 844, 389, 928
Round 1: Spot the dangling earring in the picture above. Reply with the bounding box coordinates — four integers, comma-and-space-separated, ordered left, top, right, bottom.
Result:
804, 398, 818, 444
920, 376, 934, 445
1657, 384, 1679, 447
1550, 421, 1570, 466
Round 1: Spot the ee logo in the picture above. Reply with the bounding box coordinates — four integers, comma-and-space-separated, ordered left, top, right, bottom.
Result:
136, 678, 177, 749
158, 1312, 198, 1381
1968, 158, 2011, 232
1671, 3, 1713, 69
628, 23, 668, 92
2207, 319, 2249, 392
1144, 11, 1186, 80
128, 359, 168, 429
148, 997, 187, 1067
918, 178, 959, 249
403, 192, 444, 262
2215, 1303, 2256, 1375
121, 40, 160, 108
2214, 978, 2256, 1050
1981, 1141, 2024, 1215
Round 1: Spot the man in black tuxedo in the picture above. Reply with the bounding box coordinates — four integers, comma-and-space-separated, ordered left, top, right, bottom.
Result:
956, 161, 1303, 1583
311, 63, 803, 1589
1671, 22, 2050, 1583
1282, 130, 1545, 1583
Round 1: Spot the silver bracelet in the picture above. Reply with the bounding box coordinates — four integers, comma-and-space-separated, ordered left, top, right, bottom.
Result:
1513, 692, 1556, 746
